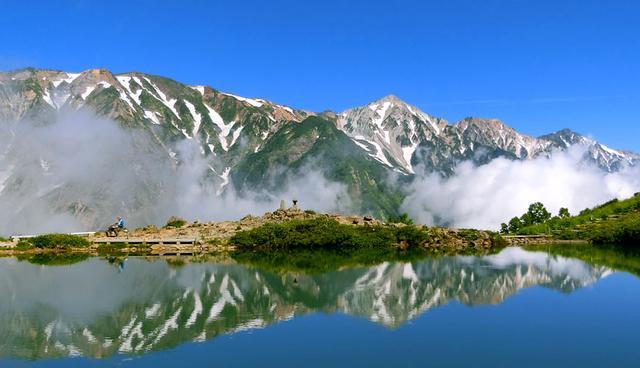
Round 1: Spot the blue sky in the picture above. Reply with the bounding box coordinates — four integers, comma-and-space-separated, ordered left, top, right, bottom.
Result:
1, 0, 639, 151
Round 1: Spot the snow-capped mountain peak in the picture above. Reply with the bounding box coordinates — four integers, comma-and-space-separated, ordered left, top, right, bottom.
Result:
338, 95, 448, 173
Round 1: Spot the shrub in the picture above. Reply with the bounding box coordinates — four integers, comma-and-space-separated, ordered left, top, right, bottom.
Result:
387, 213, 414, 226
165, 216, 187, 228
458, 229, 480, 242
28, 234, 90, 249
230, 218, 429, 252
590, 214, 640, 246
490, 233, 509, 248
15, 240, 34, 250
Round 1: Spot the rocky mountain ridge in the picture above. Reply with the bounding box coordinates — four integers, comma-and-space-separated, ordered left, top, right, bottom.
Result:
0, 67, 637, 222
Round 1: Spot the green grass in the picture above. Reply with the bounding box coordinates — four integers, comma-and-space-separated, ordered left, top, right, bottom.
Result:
0, 235, 9, 242
230, 218, 430, 252
508, 193, 640, 246
165, 216, 187, 228
589, 213, 640, 245
26, 234, 90, 249
96, 242, 128, 253
14, 240, 34, 250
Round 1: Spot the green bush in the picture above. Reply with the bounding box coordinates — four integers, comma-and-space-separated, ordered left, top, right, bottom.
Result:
15, 239, 33, 250
490, 233, 509, 248
15, 240, 34, 250
387, 213, 414, 226
27, 234, 90, 249
590, 213, 640, 246
165, 216, 187, 228
230, 218, 429, 251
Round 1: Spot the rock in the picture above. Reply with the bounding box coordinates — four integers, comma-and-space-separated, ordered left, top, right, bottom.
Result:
398, 240, 409, 250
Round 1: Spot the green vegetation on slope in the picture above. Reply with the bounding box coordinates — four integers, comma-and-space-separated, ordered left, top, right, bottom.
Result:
589, 213, 640, 245
502, 193, 640, 246
231, 116, 404, 218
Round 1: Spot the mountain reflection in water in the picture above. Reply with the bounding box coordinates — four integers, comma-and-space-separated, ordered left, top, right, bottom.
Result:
0, 247, 613, 359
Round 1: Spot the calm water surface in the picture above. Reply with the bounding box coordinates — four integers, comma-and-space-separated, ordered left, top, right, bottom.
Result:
1, 246, 639, 367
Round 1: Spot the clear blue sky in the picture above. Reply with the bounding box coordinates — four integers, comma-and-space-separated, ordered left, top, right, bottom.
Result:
1, 0, 639, 151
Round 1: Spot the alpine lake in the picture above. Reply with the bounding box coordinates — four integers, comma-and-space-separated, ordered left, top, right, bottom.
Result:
1, 244, 639, 367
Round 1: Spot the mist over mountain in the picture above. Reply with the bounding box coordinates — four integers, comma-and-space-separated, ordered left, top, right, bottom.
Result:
0, 67, 638, 232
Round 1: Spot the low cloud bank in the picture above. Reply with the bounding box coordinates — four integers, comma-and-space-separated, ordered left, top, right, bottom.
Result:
166, 141, 351, 222
401, 146, 640, 230
0, 110, 349, 235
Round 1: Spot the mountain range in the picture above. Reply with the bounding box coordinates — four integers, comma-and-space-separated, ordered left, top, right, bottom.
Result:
0, 67, 637, 222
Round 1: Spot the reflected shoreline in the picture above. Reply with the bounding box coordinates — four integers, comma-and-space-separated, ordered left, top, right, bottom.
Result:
0, 246, 631, 360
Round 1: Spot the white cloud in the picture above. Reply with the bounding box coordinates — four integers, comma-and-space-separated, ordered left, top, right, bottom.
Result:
401, 146, 640, 230
0, 109, 349, 234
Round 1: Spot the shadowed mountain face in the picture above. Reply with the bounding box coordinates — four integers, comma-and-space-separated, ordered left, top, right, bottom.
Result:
0, 248, 612, 360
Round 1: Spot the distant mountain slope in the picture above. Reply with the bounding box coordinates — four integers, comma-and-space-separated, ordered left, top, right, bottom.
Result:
0, 67, 637, 223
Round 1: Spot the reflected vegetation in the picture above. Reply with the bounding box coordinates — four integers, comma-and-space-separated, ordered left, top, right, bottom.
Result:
525, 243, 640, 277
0, 246, 629, 360
15, 252, 90, 266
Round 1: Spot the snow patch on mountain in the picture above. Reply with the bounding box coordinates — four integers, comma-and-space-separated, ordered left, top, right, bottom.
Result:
81, 86, 95, 100
52, 72, 80, 88
230, 126, 244, 148
222, 93, 264, 108
183, 100, 202, 136
143, 77, 181, 119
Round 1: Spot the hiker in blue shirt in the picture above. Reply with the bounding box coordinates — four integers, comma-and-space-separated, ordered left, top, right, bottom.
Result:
107, 217, 126, 237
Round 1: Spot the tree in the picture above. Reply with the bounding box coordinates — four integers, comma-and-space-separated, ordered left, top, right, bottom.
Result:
525, 202, 551, 225
500, 223, 509, 234
508, 217, 523, 233
558, 207, 571, 219
520, 212, 534, 226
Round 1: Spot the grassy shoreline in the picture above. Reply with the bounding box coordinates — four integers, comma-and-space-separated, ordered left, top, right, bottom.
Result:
0, 215, 508, 259
502, 194, 640, 247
